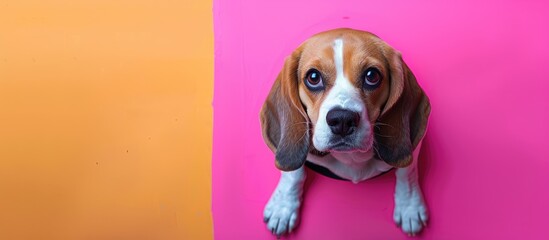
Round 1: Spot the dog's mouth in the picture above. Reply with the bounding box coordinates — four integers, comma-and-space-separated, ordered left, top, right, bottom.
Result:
318, 135, 374, 153
329, 140, 358, 151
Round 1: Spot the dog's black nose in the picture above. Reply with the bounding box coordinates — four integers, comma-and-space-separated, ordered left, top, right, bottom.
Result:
326, 108, 360, 136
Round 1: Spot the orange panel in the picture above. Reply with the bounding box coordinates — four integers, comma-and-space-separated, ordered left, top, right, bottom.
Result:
0, 1, 213, 239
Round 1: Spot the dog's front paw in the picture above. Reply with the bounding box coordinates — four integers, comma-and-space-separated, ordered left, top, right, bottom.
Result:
393, 195, 428, 236
263, 190, 301, 236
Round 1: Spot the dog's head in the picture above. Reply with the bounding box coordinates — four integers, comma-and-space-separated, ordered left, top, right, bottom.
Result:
261, 28, 430, 171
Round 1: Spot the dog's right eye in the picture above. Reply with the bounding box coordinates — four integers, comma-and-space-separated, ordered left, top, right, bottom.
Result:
362, 68, 382, 90
304, 69, 325, 91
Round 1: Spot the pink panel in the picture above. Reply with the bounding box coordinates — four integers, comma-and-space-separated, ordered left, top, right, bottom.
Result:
213, 1, 549, 239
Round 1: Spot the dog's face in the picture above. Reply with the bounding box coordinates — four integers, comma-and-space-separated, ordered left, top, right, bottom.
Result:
298, 33, 390, 153
261, 28, 430, 171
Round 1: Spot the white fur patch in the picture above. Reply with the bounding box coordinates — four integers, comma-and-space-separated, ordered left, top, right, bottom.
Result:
334, 39, 345, 80
264, 166, 306, 236
307, 152, 392, 183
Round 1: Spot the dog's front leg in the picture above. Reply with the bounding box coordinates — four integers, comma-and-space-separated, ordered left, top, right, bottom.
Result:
393, 143, 429, 236
264, 166, 306, 236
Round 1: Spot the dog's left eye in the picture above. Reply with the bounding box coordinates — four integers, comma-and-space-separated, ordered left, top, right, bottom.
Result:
304, 69, 325, 91
363, 68, 382, 90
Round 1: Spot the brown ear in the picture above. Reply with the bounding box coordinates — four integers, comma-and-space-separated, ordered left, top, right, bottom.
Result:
260, 48, 309, 171
374, 49, 431, 168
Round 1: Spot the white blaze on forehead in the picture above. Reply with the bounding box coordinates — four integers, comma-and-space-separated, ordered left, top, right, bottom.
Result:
330, 38, 359, 110
333, 38, 345, 80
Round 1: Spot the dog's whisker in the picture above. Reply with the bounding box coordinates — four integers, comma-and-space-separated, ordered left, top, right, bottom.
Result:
287, 121, 309, 128
374, 132, 394, 138
372, 145, 382, 159
296, 130, 308, 144
374, 121, 395, 129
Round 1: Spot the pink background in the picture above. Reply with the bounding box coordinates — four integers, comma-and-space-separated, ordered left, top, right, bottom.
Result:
212, 1, 549, 239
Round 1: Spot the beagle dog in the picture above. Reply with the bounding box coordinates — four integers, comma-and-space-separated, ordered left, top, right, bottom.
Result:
260, 28, 431, 237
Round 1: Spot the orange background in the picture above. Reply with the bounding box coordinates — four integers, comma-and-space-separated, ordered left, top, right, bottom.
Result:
0, 1, 213, 239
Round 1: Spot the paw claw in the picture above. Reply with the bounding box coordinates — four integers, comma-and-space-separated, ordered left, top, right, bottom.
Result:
418, 212, 428, 227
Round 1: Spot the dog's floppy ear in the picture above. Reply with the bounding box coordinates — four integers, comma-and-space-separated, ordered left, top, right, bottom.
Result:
375, 48, 431, 168
260, 48, 309, 171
